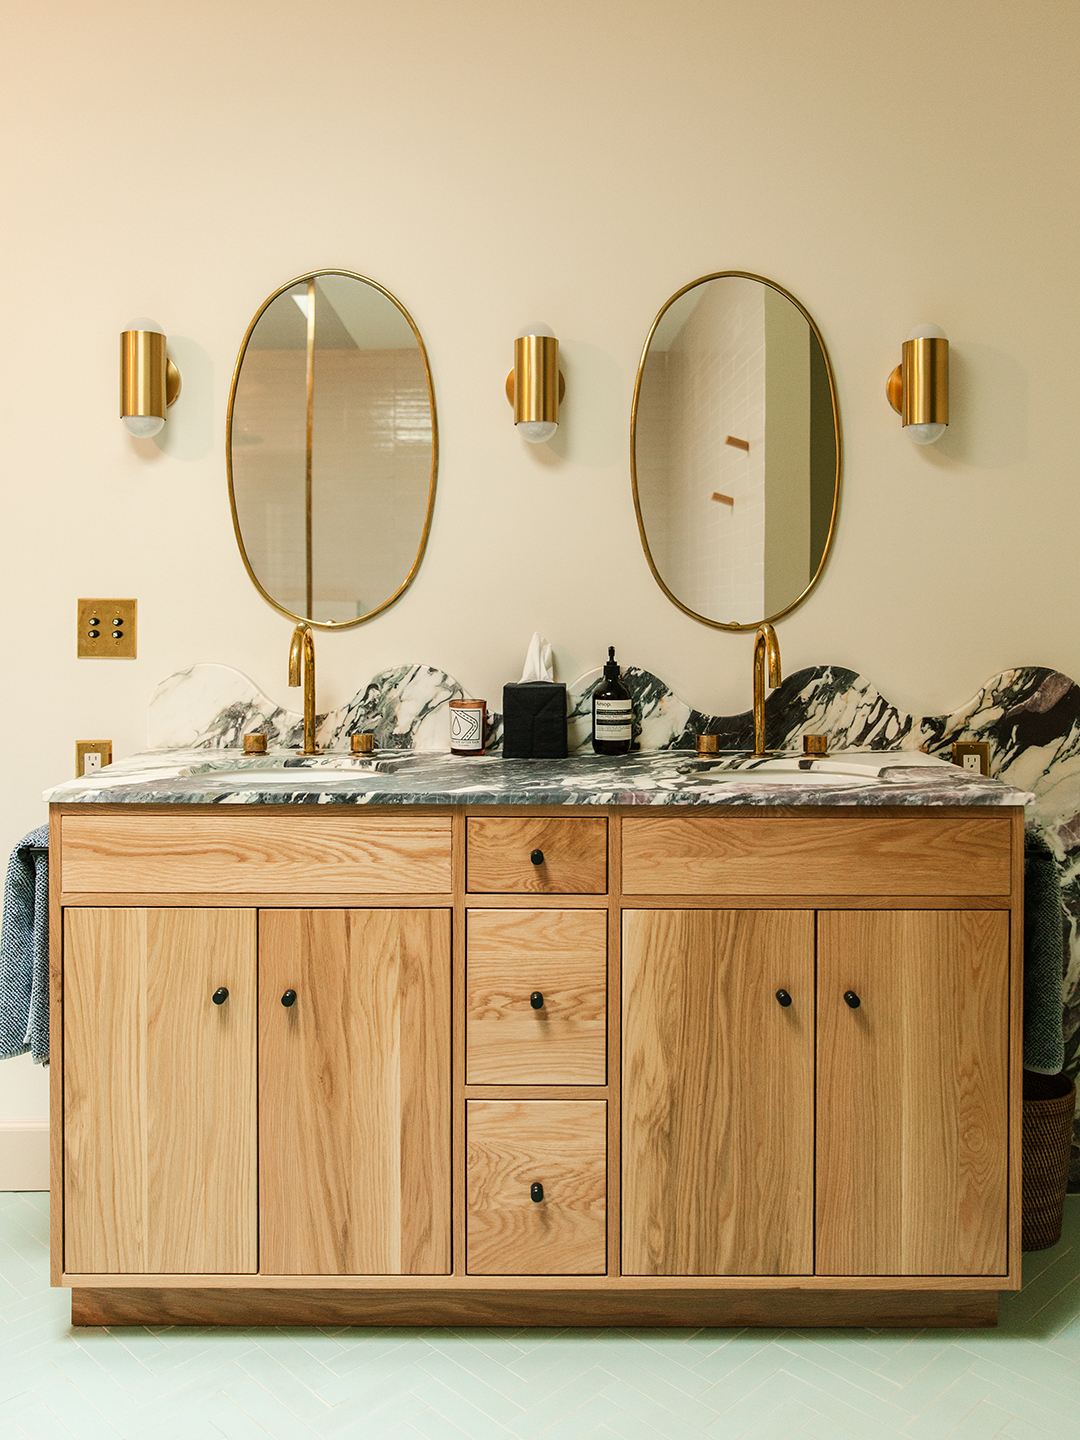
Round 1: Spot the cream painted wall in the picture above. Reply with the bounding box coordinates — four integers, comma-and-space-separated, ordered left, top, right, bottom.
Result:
2, 0, 1078, 1120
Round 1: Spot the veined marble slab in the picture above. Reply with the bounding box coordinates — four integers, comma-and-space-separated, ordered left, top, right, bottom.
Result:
43, 746, 1025, 809
148, 663, 483, 753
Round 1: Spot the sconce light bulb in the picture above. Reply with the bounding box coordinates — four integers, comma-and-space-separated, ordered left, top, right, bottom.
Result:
905, 421, 947, 445
122, 414, 165, 438
516, 419, 558, 444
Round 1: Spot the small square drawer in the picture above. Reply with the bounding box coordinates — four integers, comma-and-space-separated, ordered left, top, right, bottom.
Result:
467, 909, 607, 1083
467, 817, 607, 894
466, 1100, 607, 1275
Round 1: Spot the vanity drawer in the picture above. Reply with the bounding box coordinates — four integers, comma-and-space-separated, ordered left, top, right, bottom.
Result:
467, 909, 607, 1083
621, 813, 1012, 896
60, 813, 453, 895
467, 817, 607, 893
466, 1100, 607, 1275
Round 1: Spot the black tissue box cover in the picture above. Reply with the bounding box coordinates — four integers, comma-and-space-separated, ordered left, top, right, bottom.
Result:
502, 681, 568, 759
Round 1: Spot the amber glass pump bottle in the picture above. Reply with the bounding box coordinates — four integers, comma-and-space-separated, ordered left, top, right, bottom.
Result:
592, 646, 633, 755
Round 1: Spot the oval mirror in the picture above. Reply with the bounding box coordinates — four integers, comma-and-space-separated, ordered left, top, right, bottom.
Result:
227, 270, 437, 628
631, 272, 839, 630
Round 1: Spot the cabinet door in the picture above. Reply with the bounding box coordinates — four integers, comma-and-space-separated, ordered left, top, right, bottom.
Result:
64, 907, 257, 1274
260, 909, 451, 1275
817, 911, 1009, 1276
622, 909, 815, 1275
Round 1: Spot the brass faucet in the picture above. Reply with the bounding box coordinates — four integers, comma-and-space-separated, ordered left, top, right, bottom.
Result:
288, 622, 319, 754
751, 622, 782, 757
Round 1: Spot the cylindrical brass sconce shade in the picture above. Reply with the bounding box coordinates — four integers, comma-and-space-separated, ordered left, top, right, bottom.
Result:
886, 323, 948, 445
902, 336, 948, 429
120, 324, 181, 438
509, 334, 561, 443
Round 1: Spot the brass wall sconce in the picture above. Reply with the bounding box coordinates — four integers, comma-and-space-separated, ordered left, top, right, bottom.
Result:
505, 330, 565, 443
120, 320, 181, 437
886, 323, 948, 444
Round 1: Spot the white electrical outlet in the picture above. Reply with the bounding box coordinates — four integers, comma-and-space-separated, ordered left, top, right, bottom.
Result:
75, 740, 113, 777
963, 753, 982, 772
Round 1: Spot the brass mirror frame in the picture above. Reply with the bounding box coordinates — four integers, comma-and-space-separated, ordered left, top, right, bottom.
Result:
226, 269, 439, 630
630, 271, 841, 632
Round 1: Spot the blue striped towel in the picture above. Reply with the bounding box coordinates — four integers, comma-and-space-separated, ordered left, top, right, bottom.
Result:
0, 826, 49, 1064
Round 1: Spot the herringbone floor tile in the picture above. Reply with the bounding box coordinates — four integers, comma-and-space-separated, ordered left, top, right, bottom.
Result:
2, 1192, 1079, 1439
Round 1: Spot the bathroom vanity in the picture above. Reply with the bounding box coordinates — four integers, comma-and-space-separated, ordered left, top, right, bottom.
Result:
46, 750, 1029, 1329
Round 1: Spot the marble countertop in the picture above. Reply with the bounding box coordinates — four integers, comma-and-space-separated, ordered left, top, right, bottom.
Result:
43, 747, 1033, 809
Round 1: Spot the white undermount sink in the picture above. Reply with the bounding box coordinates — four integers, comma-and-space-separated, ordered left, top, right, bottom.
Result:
677, 749, 954, 783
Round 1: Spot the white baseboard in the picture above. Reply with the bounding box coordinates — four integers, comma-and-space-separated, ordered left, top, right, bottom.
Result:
0, 1120, 49, 1190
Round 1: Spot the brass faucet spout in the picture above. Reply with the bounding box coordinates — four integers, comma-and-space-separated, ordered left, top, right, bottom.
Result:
752, 623, 782, 758
288, 623, 318, 755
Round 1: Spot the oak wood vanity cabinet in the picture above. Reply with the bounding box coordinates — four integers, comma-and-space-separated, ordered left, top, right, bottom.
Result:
50, 801, 1023, 1329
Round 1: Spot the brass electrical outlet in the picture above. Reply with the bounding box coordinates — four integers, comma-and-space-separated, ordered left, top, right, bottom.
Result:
75, 740, 113, 777
78, 600, 136, 658
952, 740, 991, 776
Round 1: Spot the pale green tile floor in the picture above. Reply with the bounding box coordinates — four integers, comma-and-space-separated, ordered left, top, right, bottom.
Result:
3, 1192, 1080, 1440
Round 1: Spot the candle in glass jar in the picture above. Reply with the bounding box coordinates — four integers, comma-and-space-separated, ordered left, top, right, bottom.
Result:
449, 698, 487, 756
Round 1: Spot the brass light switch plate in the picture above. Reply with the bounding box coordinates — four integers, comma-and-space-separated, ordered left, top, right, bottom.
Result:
75, 740, 113, 777
952, 740, 990, 776
78, 600, 137, 658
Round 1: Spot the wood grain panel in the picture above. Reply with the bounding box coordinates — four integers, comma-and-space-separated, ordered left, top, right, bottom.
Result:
259, 909, 451, 1275
61, 813, 452, 894
621, 813, 1011, 896
816, 910, 1009, 1276
71, 1284, 998, 1329
61, 1268, 1009, 1292
622, 909, 815, 1276
466, 1101, 606, 1274
467, 909, 607, 1083
63, 908, 256, 1274
467, 817, 607, 893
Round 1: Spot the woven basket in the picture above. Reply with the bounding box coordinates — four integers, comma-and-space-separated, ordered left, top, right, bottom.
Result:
1022, 1070, 1076, 1251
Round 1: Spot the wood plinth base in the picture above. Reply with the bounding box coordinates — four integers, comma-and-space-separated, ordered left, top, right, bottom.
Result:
70, 1286, 998, 1330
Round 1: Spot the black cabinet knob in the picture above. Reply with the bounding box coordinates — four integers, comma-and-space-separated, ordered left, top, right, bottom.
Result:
844, 990, 861, 1009
281, 989, 297, 1007
775, 989, 792, 1007
530, 849, 544, 865
530, 1182, 544, 1203
212, 987, 229, 1005
530, 991, 544, 1009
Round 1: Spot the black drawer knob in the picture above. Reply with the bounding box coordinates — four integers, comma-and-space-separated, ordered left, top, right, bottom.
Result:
844, 990, 861, 1009
775, 990, 792, 1007
530, 991, 544, 1009
212, 987, 229, 1005
530, 849, 545, 865
281, 989, 297, 1008
530, 1182, 544, 1203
